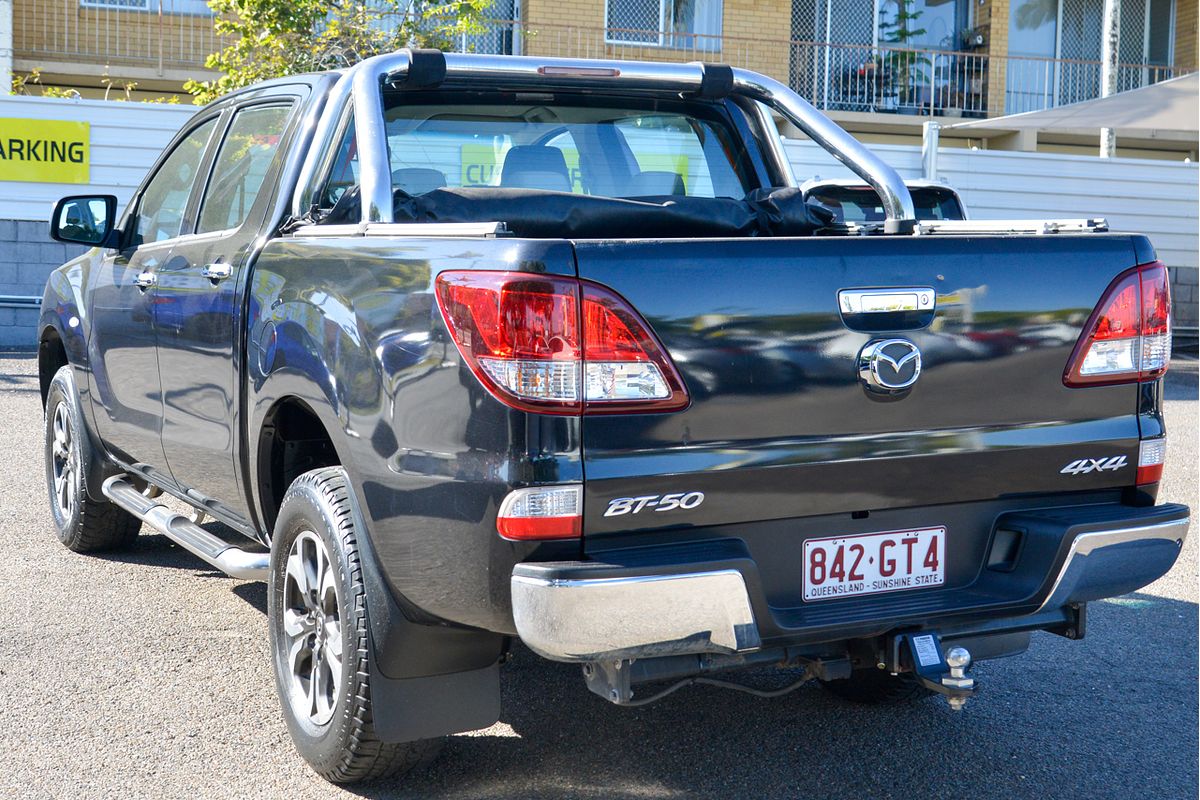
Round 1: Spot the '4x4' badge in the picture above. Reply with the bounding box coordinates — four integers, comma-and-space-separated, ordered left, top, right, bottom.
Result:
1060, 455, 1128, 475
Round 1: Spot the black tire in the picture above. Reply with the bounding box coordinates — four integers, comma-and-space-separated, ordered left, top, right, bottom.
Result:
268, 467, 438, 784
44, 365, 140, 552
822, 668, 934, 705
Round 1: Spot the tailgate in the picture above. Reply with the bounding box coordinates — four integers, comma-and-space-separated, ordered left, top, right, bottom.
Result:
575, 234, 1145, 540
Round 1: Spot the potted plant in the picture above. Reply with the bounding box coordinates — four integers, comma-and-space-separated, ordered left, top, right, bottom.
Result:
879, 0, 930, 113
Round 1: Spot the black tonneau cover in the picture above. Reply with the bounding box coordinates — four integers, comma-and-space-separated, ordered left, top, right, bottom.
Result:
323, 186, 834, 238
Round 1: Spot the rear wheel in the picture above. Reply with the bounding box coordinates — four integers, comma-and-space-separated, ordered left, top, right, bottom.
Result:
44, 365, 140, 552
268, 467, 438, 783
821, 668, 933, 704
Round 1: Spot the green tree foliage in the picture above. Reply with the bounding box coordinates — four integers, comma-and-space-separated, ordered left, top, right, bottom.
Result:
186, 0, 492, 104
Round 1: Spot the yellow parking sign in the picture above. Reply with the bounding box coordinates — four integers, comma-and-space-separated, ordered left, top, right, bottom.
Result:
0, 118, 90, 184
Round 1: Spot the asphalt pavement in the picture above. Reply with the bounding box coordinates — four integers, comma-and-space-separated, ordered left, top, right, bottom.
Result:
1, 354, 1196, 800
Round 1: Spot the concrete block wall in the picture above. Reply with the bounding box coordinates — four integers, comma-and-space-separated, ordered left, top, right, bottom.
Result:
1171, 266, 1199, 337
0, 218, 87, 348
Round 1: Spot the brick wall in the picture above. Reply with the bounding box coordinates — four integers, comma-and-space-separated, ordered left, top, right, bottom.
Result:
1176, 0, 1198, 69
983, 0, 1009, 116
519, 0, 791, 77
12, 0, 219, 71
720, 0, 790, 80
0, 219, 87, 348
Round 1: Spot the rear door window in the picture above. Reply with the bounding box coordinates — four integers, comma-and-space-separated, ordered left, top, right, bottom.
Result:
197, 103, 293, 234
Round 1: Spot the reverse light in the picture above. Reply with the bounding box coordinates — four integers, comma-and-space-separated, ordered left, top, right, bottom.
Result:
435, 271, 689, 414
1064, 261, 1171, 387
1137, 438, 1167, 485
497, 485, 583, 540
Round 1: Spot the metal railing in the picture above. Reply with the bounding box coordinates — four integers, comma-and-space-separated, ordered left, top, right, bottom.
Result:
12, 0, 226, 74
1003, 55, 1185, 114
11, 7, 1193, 114
0, 295, 41, 309
467, 21, 1192, 118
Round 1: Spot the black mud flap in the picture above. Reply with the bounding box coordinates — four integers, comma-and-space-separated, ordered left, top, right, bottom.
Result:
369, 658, 501, 743
345, 479, 505, 743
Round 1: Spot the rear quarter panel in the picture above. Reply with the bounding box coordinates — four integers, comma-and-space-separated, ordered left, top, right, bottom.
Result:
247, 234, 582, 632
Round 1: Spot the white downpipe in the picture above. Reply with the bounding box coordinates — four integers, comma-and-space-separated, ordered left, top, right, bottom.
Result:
1099, 0, 1121, 157
821, 0, 831, 109
921, 121, 940, 181
0, 0, 13, 96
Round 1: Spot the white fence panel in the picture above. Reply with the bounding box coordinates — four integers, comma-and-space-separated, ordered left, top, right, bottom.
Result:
784, 138, 1199, 275
938, 148, 1200, 272
784, 139, 924, 182
0, 95, 196, 221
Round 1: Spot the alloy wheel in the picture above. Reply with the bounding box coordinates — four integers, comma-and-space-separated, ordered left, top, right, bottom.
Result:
50, 402, 77, 521
282, 530, 344, 726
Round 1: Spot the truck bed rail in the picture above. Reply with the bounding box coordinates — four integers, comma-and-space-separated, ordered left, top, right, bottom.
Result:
915, 218, 1110, 235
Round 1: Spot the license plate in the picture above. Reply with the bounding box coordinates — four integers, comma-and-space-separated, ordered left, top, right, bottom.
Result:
803, 527, 945, 602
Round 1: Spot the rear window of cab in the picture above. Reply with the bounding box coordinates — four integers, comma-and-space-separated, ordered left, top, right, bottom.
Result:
320, 93, 760, 208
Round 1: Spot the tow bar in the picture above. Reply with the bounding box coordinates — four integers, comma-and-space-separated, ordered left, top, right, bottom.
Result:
890, 632, 979, 711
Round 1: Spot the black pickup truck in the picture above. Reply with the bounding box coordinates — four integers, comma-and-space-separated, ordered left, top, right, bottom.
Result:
39, 50, 1189, 784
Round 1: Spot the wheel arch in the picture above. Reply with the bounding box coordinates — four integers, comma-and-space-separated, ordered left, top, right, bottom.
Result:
254, 393, 345, 534
37, 324, 69, 407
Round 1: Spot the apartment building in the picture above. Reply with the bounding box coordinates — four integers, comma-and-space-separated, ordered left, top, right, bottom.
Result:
1, 0, 1196, 141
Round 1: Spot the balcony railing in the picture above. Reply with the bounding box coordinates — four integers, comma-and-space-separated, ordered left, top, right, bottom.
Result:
472, 21, 1191, 118
13, 0, 225, 74
12, 6, 1193, 116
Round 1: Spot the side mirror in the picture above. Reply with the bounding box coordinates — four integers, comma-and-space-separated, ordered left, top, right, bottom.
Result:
50, 195, 120, 248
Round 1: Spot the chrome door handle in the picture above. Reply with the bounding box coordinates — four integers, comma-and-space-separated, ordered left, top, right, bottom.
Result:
134, 271, 156, 290
201, 263, 232, 283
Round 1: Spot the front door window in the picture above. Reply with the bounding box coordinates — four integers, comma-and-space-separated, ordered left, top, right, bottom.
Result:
134, 118, 218, 246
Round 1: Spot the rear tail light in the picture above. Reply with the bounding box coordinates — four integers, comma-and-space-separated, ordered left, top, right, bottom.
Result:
1137, 438, 1167, 485
435, 271, 688, 414
1064, 261, 1171, 387
497, 485, 582, 540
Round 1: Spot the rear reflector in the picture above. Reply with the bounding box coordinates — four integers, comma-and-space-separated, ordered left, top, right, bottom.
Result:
435, 271, 689, 414
1137, 438, 1167, 485
1064, 261, 1171, 387
497, 485, 583, 541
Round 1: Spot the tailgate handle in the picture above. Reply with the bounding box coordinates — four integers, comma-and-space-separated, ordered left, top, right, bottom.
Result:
839, 287, 936, 314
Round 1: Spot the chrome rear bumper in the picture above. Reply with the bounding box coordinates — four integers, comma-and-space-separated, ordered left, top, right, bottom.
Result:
511, 507, 1188, 663
1038, 516, 1189, 610
510, 568, 761, 663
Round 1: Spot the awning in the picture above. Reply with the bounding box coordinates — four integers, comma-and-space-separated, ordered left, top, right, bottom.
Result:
950, 73, 1198, 140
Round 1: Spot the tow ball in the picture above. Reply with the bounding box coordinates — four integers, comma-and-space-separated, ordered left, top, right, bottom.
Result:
889, 633, 979, 711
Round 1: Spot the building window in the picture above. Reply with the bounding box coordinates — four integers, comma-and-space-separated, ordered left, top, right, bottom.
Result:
878, 0, 962, 50
1007, 0, 1176, 111
79, 0, 214, 15
605, 0, 723, 49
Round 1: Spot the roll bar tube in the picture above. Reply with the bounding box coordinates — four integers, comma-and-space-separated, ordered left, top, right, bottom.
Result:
291, 51, 917, 234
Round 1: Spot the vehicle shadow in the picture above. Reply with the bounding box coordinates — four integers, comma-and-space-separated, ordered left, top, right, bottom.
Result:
0, 353, 40, 393
343, 591, 1197, 800
94, 531, 224, 577
95, 526, 257, 584
1165, 361, 1198, 401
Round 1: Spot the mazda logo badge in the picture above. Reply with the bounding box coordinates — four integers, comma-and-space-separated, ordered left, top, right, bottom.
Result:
858, 338, 922, 394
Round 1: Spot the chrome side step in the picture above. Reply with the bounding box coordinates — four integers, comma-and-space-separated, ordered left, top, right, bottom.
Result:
102, 476, 269, 581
